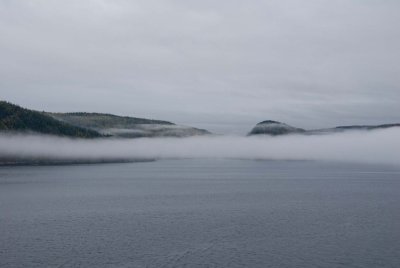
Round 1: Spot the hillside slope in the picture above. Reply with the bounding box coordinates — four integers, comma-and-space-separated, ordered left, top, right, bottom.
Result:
0, 101, 211, 138
48, 112, 211, 138
0, 101, 101, 138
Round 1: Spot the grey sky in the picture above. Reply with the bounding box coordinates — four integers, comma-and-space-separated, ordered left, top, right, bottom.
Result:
1, 0, 399, 134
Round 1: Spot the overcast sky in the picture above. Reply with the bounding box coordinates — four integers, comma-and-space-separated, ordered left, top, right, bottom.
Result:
1, 0, 399, 134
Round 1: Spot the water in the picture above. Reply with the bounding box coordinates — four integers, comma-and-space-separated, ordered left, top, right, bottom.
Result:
1, 159, 400, 267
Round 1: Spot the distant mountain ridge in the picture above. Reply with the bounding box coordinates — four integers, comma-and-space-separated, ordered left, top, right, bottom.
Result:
248, 120, 400, 136
334, 124, 400, 131
0, 101, 211, 138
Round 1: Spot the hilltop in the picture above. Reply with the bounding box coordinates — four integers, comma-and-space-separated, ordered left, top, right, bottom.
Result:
248, 120, 305, 136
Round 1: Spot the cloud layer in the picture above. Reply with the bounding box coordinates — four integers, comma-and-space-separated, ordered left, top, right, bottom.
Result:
1, 128, 399, 165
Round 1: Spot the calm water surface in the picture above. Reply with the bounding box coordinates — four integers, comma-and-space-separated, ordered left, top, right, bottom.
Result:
1, 159, 400, 267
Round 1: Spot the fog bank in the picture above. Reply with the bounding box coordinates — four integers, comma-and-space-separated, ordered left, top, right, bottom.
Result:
1, 128, 399, 165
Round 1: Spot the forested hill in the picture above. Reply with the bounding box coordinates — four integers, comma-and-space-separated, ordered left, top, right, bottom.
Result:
0, 101, 102, 138
0, 101, 211, 138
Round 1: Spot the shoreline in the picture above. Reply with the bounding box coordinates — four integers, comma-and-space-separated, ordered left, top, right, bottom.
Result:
0, 157, 155, 166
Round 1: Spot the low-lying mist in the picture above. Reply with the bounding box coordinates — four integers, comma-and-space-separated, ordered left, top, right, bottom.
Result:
1, 128, 399, 165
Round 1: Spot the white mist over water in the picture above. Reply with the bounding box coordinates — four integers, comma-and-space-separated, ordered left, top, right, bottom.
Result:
1, 128, 399, 165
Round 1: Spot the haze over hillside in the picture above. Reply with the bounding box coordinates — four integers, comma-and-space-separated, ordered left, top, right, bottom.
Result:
0, 101, 211, 138
2, 101, 399, 139
48, 112, 210, 138
1, 100, 400, 165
